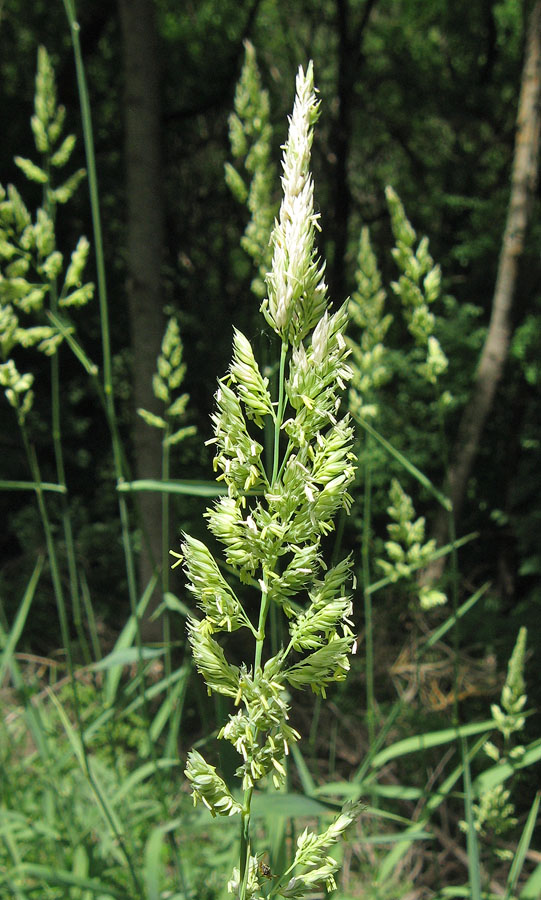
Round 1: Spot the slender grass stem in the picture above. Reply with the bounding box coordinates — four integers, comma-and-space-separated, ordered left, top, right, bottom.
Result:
61, 6, 147, 733
362, 436, 375, 749
162, 426, 172, 672
62, 1, 111, 407
62, 0, 139, 615
239, 784, 254, 899
271, 342, 288, 486
434, 387, 460, 727
42, 160, 90, 662
239, 336, 288, 897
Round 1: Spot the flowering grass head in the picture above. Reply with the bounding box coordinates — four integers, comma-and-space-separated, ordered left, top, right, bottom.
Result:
177, 60, 359, 899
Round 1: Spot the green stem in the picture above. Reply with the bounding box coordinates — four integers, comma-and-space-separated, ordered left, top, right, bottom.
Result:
62, 0, 112, 407
271, 342, 288, 486
238, 574, 272, 899
62, 0, 138, 608
239, 342, 288, 896
62, 1, 142, 678
239, 785, 254, 899
434, 386, 460, 728
43, 165, 90, 662
162, 424, 171, 669
362, 435, 375, 749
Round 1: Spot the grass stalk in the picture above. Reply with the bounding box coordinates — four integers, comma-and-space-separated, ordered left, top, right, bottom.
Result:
61, 0, 140, 619
271, 342, 288, 486
361, 434, 375, 749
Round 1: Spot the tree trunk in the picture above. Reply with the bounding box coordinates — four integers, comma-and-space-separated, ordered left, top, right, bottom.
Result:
427, 0, 541, 580
118, 0, 165, 639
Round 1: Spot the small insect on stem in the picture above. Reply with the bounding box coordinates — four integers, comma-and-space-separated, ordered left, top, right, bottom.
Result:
258, 859, 275, 879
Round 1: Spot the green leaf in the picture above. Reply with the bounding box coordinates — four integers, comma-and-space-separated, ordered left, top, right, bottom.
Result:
46, 310, 99, 376
352, 412, 452, 510
473, 738, 541, 795
116, 478, 229, 497
0, 480, 66, 493
113, 759, 180, 804
162, 591, 193, 617
144, 826, 166, 900
505, 792, 540, 900
422, 583, 490, 649
290, 743, 317, 796
149, 667, 190, 742
92, 646, 165, 671
0, 557, 44, 686
371, 720, 494, 770
252, 792, 336, 818
102, 573, 158, 705
377, 736, 487, 884
520, 861, 541, 899
461, 737, 482, 900
12, 864, 125, 898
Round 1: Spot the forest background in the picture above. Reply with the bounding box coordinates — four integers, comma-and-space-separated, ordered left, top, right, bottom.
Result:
1, 0, 541, 898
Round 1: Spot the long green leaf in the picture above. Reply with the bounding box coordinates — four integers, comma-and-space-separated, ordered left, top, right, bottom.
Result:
422, 582, 490, 649
0, 480, 66, 493
352, 413, 452, 509
83, 664, 189, 744
13, 863, 127, 898
46, 310, 99, 376
461, 736, 482, 900
144, 827, 165, 900
371, 720, 494, 769
149, 665, 190, 742
357, 830, 432, 844
117, 478, 228, 497
113, 759, 180, 804
290, 743, 317, 796
252, 791, 335, 818
47, 689, 125, 841
0, 557, 44, 685
505, 791, 540, 900
104, 573, 158, 705
314, 781, 423, 802
473, 738, 541, 794
520, 861, 541, 899
143, 820, 185, 900
377, 736, 486, 883
92, 646, 164, 671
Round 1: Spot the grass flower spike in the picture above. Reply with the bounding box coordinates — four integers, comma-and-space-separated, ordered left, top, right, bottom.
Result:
261, 62, 327, 345
179, 62, 358, 899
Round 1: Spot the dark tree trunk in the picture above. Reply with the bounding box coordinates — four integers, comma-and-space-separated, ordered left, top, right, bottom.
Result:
118, 0, 165, 639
